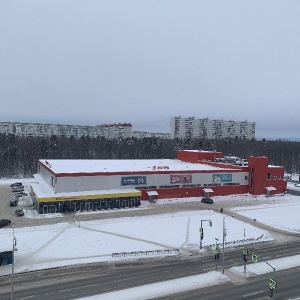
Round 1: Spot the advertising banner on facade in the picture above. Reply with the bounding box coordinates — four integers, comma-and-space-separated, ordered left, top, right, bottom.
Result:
213, 174, 232, 182
121, 176, 147, 186
170, 175, 192, 184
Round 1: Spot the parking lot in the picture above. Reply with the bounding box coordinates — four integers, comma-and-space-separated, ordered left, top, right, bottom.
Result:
1, 180, 285, 230
0, 183, 76, 228
0, 181, 221, 228
0, 184, 37, 227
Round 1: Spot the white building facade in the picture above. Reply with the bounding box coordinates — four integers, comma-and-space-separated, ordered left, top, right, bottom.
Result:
170, 116, 255, 140
0, 122, 132, 139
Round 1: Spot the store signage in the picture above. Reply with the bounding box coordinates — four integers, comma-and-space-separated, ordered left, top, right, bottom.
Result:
121, 176, 147, 186
170, 175, 192, 184
213, 174, 232, 183
152, 166, 169, 170
55, 196, 80, 201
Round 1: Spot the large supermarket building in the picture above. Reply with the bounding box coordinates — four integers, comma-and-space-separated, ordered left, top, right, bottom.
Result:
31, 150, 287, 214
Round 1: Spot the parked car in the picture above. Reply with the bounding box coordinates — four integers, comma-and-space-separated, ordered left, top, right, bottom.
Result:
15, 209, 24, 217
16, 192, 28, 197
12, 184, 24, 189
10, 199, 18, 207
12, 187, 24, 193
0, 219, 11, 228
10, 182, 22, 187
201, 197, 214, 204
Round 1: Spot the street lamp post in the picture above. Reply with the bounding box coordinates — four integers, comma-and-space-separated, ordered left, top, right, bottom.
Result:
266, 261, 276, 299
222, 216, 226, 274
199, 220, 212, 249
11, 223, 17, 300
78, 209, 81, 228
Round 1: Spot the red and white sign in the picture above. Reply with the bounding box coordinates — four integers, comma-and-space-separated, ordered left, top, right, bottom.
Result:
153, 166, 169, 170
170, 175, 192, 184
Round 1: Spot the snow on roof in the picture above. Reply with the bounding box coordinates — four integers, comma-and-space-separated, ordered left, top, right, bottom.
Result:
39, 159, 231, 175
146, 191, 159, 196
181, 150, 213, 152
265, 186, 277, 191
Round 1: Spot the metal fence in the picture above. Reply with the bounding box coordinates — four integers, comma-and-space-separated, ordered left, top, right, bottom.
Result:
112, 249, 180, 258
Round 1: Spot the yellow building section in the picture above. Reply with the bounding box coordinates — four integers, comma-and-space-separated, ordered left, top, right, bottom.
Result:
36, 191, 141, 203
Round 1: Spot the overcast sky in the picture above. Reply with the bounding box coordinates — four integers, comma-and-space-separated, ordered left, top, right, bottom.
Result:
1, 1, 299, 140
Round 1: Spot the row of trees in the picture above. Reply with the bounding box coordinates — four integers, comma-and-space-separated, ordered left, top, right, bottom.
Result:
1, 133, 299, 178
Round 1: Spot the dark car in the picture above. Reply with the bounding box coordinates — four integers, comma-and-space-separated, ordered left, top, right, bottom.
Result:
15, 209, 24, 216
10, 182, 22, 187
0, 219, 11, 228
10, 199, 18, 206
12, 187, 24, 193
201, 197, 214, 204
16, 192, 28, 197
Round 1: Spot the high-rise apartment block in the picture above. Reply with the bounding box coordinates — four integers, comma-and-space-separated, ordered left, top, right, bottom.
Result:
170, 116, 255, 140
0, 122, 132, 139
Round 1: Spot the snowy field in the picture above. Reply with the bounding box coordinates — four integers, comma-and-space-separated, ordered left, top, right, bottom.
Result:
0, 208, 271, 276
1, 191, 300, 277
1, 177, 300, 299
231, 197, 300, 233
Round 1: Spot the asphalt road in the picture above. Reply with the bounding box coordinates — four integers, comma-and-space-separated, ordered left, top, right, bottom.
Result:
1, 239, 300, 300
156, 267, 300, 300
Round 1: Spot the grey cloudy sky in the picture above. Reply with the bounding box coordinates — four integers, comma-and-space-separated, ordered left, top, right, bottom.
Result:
1, 1, 300, 140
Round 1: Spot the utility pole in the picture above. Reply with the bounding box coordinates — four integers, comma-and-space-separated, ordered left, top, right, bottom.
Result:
11, 223, 16, 300
266, 261, 276, 299
78, 210, 81, 228
222, 216, 226, 274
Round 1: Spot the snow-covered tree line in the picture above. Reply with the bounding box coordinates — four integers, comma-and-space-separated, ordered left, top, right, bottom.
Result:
0, 133, 299, 178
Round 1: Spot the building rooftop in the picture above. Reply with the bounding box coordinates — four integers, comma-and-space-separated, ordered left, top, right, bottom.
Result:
39, 158, 235, 175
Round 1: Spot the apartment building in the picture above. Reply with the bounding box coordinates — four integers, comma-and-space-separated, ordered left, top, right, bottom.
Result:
170, 116, 255, 140
0, 122, 132, 139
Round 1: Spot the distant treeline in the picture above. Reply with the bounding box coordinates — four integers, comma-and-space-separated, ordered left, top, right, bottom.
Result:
0, 133, 299, 178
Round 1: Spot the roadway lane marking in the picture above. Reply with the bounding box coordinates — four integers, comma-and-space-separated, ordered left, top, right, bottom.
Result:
242, 290, 264, 297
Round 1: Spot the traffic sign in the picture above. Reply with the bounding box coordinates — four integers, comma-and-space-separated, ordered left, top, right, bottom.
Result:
243, 247, 249, 255
252, 253, 258, 263
269, 278, 277, 289
269, 287, 274, 297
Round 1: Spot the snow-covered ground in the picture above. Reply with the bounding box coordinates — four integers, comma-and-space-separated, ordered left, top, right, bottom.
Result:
0, 208, 272, 276
1, 177, 300, 299
1, 192, 300, 276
